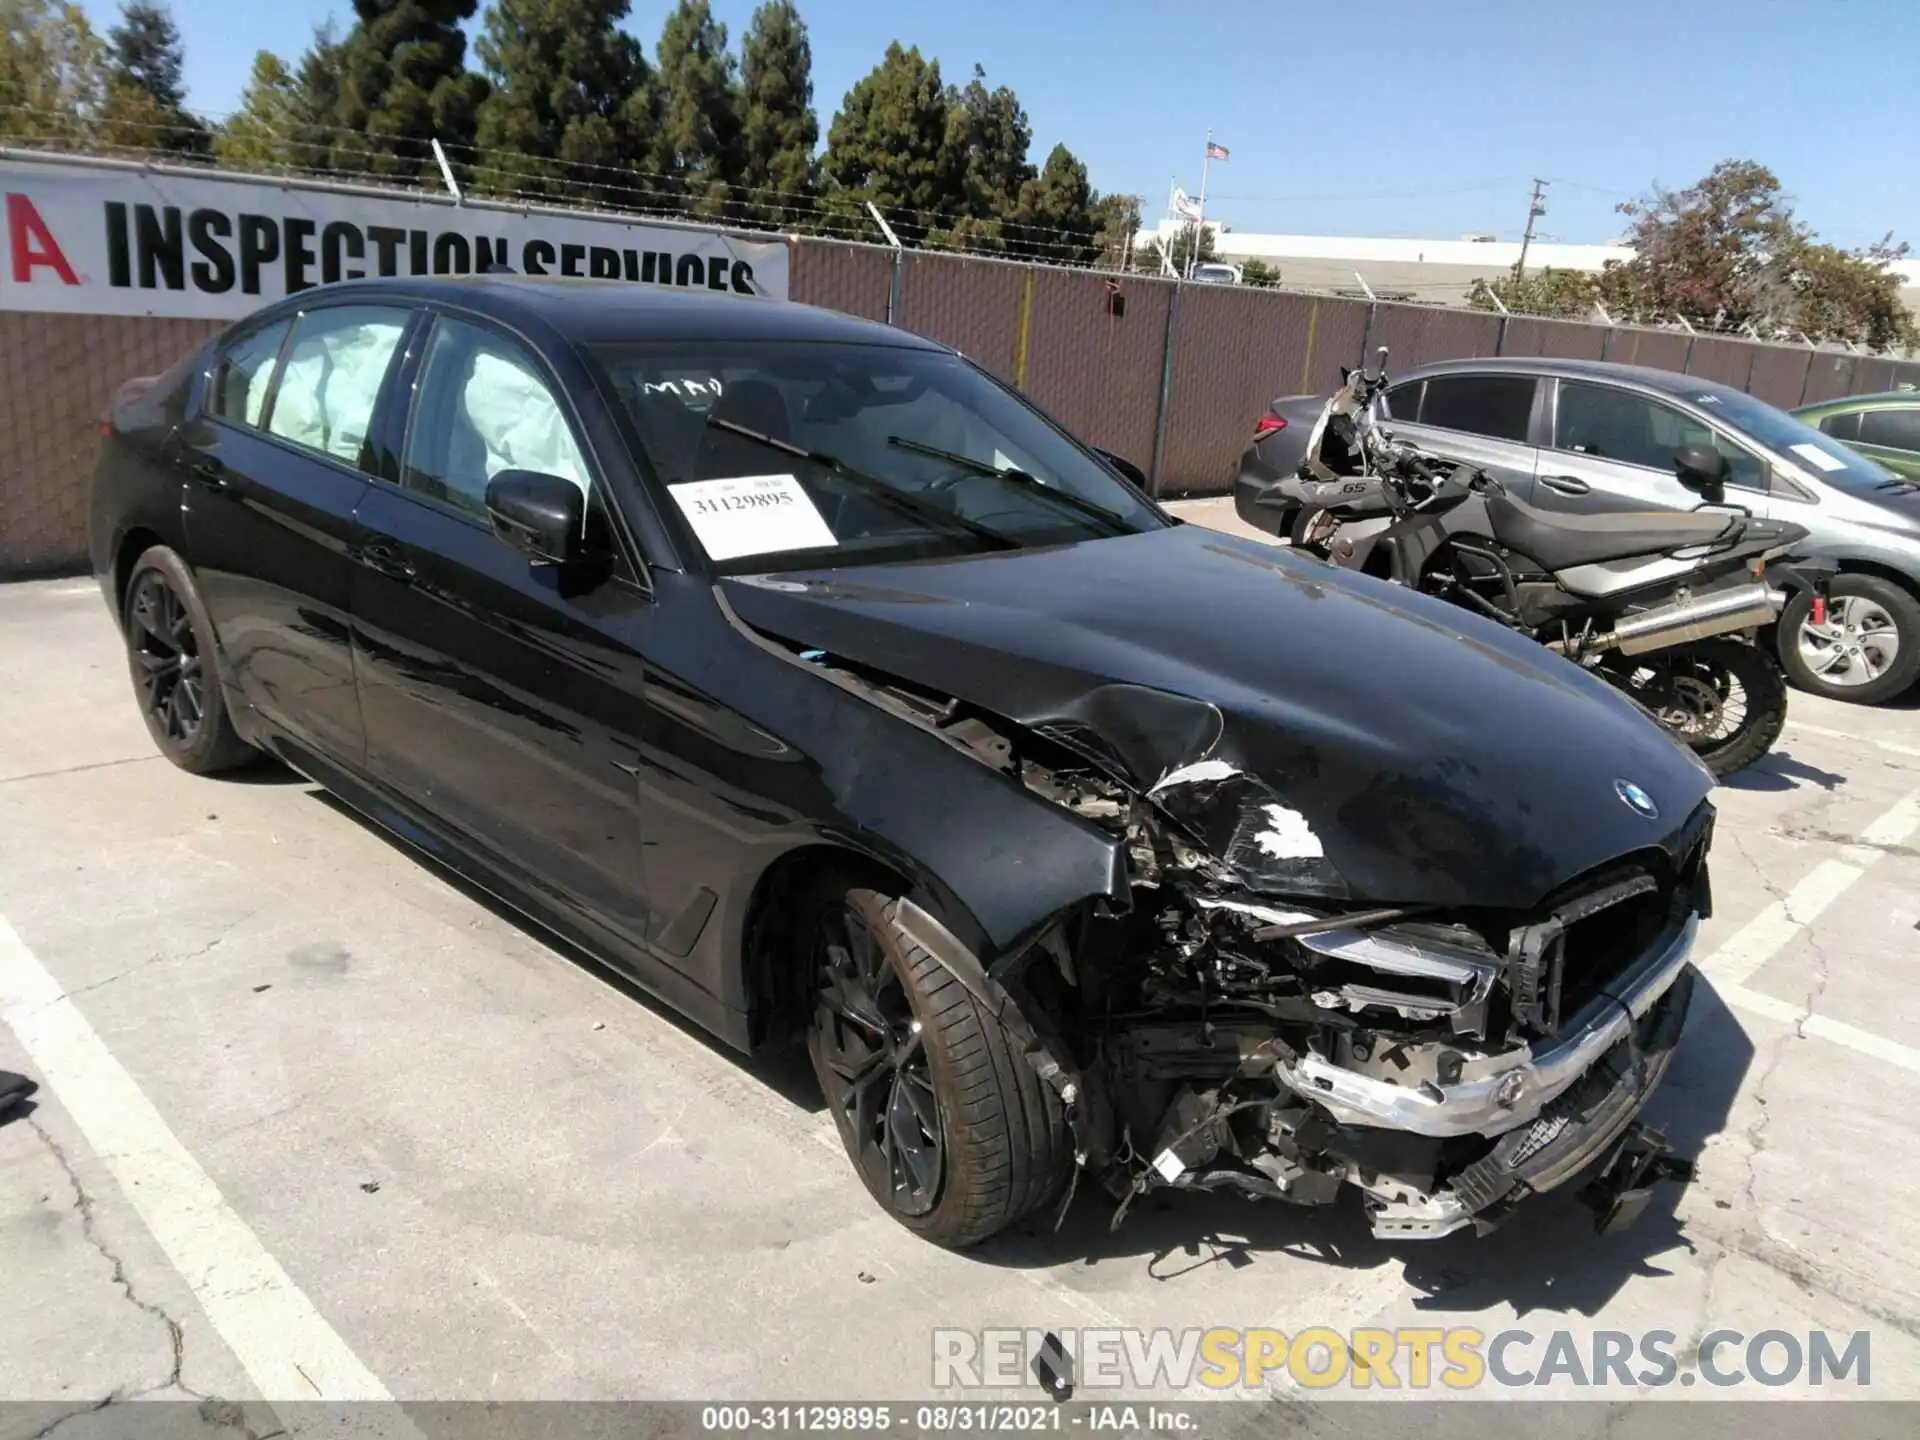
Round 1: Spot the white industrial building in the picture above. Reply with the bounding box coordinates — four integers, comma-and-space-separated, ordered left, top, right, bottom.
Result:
1140, 222, 1920, 319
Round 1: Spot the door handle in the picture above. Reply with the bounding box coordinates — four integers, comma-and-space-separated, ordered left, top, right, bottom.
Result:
357, 540, 417, 583
1539, 473, 1591, 496
191, 456, 228, 490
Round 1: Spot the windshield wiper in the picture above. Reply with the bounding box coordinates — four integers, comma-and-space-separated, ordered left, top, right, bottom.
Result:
704, 418, 1018, 551
884, 435, 1133, 534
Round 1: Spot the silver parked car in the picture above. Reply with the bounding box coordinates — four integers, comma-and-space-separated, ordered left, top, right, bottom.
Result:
1235, 357, 1920, 704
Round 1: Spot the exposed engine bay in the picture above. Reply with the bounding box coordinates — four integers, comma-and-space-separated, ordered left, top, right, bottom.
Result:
804, 646, 1709, 1241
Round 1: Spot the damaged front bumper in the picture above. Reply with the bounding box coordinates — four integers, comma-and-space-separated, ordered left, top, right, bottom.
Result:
1275, 914, 1697, 1139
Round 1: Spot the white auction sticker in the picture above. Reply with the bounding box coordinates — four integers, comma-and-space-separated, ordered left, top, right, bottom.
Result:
668, 474, 838, 561
1789, 442, 1849, 474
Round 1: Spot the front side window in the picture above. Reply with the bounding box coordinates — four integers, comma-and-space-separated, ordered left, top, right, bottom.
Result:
1855, 406, 1920, 454
1417, 375, 1534, 442
265, 305, 410, 465
1555, 380, 1766, 490
402, 317, 590, 520
592, 340, 1165, 572
208, 320, 289, 428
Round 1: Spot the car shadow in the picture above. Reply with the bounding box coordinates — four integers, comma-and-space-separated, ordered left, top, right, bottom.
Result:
297, 785, 1754, 1316
1717, 749, 1847, 792
300, 789, 828, 1116
973, 981, 1756, 1320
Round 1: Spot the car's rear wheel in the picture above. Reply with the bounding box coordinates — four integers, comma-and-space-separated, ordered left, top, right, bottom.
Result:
123, 547, 255, 774
1777, 575, 1920, 705
804, 879, 1070, 1248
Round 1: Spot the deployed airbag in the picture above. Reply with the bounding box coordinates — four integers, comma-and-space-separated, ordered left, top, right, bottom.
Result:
269, 320, 405, 462
462, 351, 589, 492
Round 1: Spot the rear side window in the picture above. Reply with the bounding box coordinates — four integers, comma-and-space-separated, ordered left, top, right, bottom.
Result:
208, 320, 289, 428
1418, 375, 1534, 442
1382, 381, 1422, 422
1855, 407, 1920, 453
1819, 411, 1863, 442
266, 305, 410, 465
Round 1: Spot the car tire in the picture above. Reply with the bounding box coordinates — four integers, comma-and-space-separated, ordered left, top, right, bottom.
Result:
805, 878, 1071, 1249
122, 546, 256, 775
1776, 574, 1920, 706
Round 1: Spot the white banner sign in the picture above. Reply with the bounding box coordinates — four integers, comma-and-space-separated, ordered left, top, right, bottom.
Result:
0, 157, 790, 320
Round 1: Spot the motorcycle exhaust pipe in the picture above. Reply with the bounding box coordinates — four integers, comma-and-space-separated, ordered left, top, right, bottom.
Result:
1561, 583, 1781, 657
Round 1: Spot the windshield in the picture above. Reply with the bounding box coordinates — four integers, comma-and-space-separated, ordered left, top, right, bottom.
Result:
590, 340, 1166, 572
1690, 386, 1904, 492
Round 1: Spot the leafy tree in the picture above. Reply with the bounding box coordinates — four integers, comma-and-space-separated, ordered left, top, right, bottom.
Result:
737, 0, 815, 224
332, 0, 488, 181
102, 2, 206, 154
1596, 160, 1915, 348
1091, 191, 1141, 268
213, 50, 299, 170
821, 42, 959, 243
474, 0, 654, 203
1786, 235, 1918, 352
948, 64, 1030, 226
1239, 257, 1280, 288
1143, 222, 1217, 276
654, 0, 739, 216
0, 0, 108, 148
1008, 142, 1096, 264
1468, 266, 1598, 318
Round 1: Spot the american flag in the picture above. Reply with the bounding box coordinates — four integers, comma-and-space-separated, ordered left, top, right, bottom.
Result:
1205, 141, 1229, 161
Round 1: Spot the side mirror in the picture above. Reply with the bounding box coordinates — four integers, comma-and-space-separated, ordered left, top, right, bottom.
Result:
485, 469, 589, 565
1674, 443, 1730, 503
1095, 448, 1149, 489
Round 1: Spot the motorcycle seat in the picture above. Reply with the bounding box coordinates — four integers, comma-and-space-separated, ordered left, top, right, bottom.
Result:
1484, 492, 1739, 570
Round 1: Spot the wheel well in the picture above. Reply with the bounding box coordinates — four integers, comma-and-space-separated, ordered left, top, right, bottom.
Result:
741, 844, 908, 1049
1829, 558, 1920, 602
112, 527, 165, 616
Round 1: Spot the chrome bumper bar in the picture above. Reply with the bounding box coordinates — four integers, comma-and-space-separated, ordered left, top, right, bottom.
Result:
1276, 913, 1698, 1138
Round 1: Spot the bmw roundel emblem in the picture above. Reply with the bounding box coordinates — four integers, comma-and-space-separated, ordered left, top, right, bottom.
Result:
1615, 779, 1660, 820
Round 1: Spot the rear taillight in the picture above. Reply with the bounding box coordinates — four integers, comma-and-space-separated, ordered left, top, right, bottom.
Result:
1253, 413, 1287, 440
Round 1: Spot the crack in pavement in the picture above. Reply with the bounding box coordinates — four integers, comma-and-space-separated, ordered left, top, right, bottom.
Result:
31, 921, 245, 1014
27, 1115, 230, 1420
0, 755, 163, 788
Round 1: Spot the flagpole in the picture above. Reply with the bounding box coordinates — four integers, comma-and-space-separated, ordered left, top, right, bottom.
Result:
1189, 129, 1214, 280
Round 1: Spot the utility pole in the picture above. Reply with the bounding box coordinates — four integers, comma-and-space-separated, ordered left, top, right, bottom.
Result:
1513, 178, 1548, 281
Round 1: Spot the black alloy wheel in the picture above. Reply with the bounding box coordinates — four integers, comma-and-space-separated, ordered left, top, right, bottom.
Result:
811, 895, 945, 1216
803, 880, 1072, 1248
128, 568, 206, 748
122, 547, 256, 775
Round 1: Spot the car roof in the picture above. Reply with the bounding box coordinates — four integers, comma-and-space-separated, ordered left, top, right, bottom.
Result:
277, 275, 943, 351
1400, 355, 1745, 402
1793, 390, 1920, 413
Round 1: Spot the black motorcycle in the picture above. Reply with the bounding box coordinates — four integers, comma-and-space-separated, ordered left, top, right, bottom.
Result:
1285, 357, 1826, 775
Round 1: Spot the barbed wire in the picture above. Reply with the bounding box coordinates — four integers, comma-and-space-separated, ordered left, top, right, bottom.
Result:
1, 106, 1904, 351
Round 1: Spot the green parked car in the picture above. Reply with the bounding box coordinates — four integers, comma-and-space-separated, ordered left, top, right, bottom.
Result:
1794, 389, 1920, 480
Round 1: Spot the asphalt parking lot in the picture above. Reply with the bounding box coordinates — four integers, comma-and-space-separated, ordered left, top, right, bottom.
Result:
3, 515, 1920, 1429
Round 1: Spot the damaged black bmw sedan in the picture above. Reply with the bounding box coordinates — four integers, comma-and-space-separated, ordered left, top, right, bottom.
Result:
92, 277, 1714, 1247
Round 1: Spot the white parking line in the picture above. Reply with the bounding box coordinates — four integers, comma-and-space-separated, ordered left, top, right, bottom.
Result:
1787, 719, 1920, 759
1700, 789, 1920, 988
0, 915, 421, 1435
1719, 983, 1920, 1076
1699, 788, 1920, 1076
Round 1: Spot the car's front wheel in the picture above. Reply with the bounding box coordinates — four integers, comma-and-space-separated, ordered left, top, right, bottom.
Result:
122, 546, 256, 774
804, 879, 1071, 1248
1777, 574, 1920, 705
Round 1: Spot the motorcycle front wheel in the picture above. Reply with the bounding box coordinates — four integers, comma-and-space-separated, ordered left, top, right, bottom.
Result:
1602, 637, 1789, 777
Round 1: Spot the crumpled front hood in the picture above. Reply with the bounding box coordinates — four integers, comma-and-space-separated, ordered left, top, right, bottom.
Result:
722, 525, 1714, 910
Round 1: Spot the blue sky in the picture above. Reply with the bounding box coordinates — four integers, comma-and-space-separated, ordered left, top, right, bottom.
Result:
78, 0, 1919, 248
